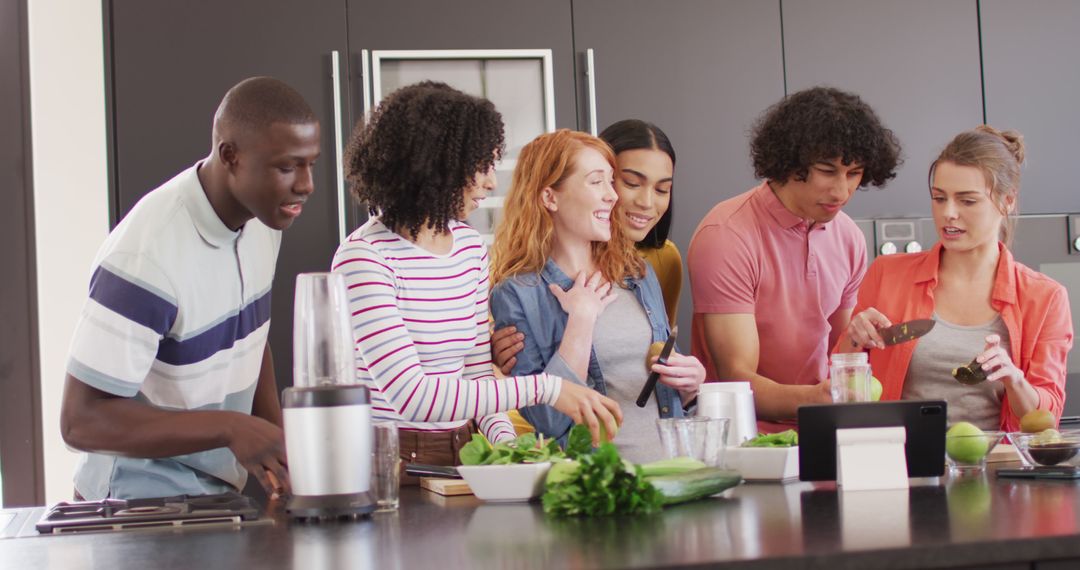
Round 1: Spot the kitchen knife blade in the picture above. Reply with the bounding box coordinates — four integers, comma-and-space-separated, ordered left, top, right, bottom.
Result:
878, 319, 935, 346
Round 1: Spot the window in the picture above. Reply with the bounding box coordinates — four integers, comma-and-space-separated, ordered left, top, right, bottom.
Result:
370, 50, 556, 243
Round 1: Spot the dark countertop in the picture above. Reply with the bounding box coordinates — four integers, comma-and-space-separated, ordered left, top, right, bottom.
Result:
3, 465, 1080, 569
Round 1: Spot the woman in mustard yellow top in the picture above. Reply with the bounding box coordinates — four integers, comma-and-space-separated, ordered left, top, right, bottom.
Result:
603, 120, 682, 326
493, 120, 682, 432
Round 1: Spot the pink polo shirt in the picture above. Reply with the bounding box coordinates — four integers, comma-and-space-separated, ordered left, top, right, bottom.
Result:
688, 182, 867, 431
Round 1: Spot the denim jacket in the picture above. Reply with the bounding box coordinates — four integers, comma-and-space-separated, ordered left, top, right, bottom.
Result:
490, 259, 686, 443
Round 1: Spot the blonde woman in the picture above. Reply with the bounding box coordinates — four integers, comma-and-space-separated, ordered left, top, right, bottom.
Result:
836, 126, 1073, 431
489, 129, 705, 463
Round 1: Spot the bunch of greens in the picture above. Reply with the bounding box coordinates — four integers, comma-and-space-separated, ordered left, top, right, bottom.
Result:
459, 432, 564, 465
741, 429, 799, 448
542, 440, 663, 517
562, 423, 595, 459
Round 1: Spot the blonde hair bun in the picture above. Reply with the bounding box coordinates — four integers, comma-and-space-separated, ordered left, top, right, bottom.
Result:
975, 124, 1025, 166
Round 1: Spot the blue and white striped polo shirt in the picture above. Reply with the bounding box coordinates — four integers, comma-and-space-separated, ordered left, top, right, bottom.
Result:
68, 163, 281, 500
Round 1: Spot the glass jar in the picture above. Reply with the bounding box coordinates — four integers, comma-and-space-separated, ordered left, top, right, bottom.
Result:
830, 352, 872, 403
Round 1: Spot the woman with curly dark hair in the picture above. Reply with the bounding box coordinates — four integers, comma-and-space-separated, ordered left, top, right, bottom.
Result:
687, 86, 902, 434
330, 82, 621, 472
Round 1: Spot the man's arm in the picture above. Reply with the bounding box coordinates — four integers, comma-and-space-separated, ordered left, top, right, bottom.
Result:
60, 372, 288, 495
702, 313, 831, 421
251, 342, 283, 429
827, 308, 853, 354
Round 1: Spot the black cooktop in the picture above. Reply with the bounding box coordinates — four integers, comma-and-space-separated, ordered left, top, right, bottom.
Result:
35, 492, 261, 535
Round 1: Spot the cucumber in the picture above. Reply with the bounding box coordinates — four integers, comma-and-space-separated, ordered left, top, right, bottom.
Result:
646, 467, 742, 506
639, 457, 707, 478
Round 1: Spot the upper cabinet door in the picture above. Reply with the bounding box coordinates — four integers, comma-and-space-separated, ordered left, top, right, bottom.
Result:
109, 0, 348, 226
346, 0, 577, 131
782, 0, 984, 219
982, 0, 1080, 214
108, 0, 350, 396
571, 0, 784, 221
572, 0, 785, 337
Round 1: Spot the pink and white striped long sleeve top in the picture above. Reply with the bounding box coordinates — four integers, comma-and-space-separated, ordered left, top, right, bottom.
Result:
331, 218, 561, 443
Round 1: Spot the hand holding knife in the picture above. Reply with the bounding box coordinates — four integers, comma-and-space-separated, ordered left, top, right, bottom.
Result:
848, 309, 935, 350
636, 328, 677, 408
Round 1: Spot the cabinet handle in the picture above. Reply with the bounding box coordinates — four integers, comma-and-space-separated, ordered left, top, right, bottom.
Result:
331, 50, 347, 244
361, 49, 372, 117
586, 48, 598, 136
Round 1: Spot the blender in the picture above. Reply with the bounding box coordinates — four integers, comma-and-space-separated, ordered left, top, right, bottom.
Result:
283, 272, 375, 519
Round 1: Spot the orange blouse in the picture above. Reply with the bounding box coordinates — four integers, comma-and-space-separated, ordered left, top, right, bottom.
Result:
834, 243, 1073, 431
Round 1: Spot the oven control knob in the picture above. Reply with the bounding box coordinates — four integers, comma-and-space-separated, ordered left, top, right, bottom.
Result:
879, 241, 898, 256
905, 241, 922, 253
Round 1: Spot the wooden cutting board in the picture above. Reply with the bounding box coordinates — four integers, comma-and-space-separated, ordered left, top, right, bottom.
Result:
420, 477, 473, 496
988, 443, 1020, 463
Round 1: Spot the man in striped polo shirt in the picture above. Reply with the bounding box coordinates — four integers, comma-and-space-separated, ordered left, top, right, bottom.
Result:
60, 77, 320, 500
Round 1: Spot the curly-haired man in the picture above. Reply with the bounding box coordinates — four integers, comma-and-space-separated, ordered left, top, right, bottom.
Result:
687, 86, 902, 432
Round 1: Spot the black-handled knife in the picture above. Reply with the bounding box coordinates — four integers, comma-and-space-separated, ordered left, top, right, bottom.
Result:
404, 463, 461, 479
636, 329, 677, 408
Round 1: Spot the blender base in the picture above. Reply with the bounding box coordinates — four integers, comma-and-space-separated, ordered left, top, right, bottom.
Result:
286, 491, 376, 520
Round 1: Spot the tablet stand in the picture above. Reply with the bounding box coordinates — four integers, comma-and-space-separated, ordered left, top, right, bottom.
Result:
835, 426, 909, 491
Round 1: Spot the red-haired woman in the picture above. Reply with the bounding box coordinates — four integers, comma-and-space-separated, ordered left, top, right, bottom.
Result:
489, 129, 705, 463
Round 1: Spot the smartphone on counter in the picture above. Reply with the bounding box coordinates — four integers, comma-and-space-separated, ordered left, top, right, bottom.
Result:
997, 466, 1080, 480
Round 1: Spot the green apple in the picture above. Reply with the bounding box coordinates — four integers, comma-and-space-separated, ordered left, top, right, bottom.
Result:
870, 376, 883, 402
946, 422, 989, 464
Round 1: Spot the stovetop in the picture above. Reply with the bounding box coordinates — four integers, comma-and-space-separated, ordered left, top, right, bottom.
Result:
34, 492, 261, 535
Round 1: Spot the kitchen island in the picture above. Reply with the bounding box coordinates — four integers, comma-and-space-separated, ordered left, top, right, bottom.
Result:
3, 465, 1080, 569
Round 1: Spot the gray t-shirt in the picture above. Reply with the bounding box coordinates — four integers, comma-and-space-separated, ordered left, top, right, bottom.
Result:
593, 287, 663, 464
901, 313, 1009, 430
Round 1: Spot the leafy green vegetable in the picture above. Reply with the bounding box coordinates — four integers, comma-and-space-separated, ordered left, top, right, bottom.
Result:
458, 431, 564, 465
741, 429, 799, 448
459, 434, 493, 465
542, 443, 662, 517
544, 459, 580, 486
564, 424, 594, 459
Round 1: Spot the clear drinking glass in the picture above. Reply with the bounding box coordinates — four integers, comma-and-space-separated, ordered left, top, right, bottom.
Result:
656, 417, 730, 467
372, 422, 401, 512
830, 352, 872, 403
293, 272, 356, 387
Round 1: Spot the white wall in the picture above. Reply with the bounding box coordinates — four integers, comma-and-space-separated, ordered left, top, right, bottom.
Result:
28, 0, 110, 503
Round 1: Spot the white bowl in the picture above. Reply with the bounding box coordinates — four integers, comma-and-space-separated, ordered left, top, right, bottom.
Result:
455, 462, 552, 502
722, 446, 799, 481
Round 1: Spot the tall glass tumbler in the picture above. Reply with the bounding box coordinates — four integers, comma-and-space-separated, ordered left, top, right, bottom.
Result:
293, 272, 357, 387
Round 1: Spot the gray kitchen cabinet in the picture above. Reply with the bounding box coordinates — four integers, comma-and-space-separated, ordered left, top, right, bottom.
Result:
981, 0, 1080, 214
782, 0, 984, 219
106, 0, 350, 399
570, 0, 785, 339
